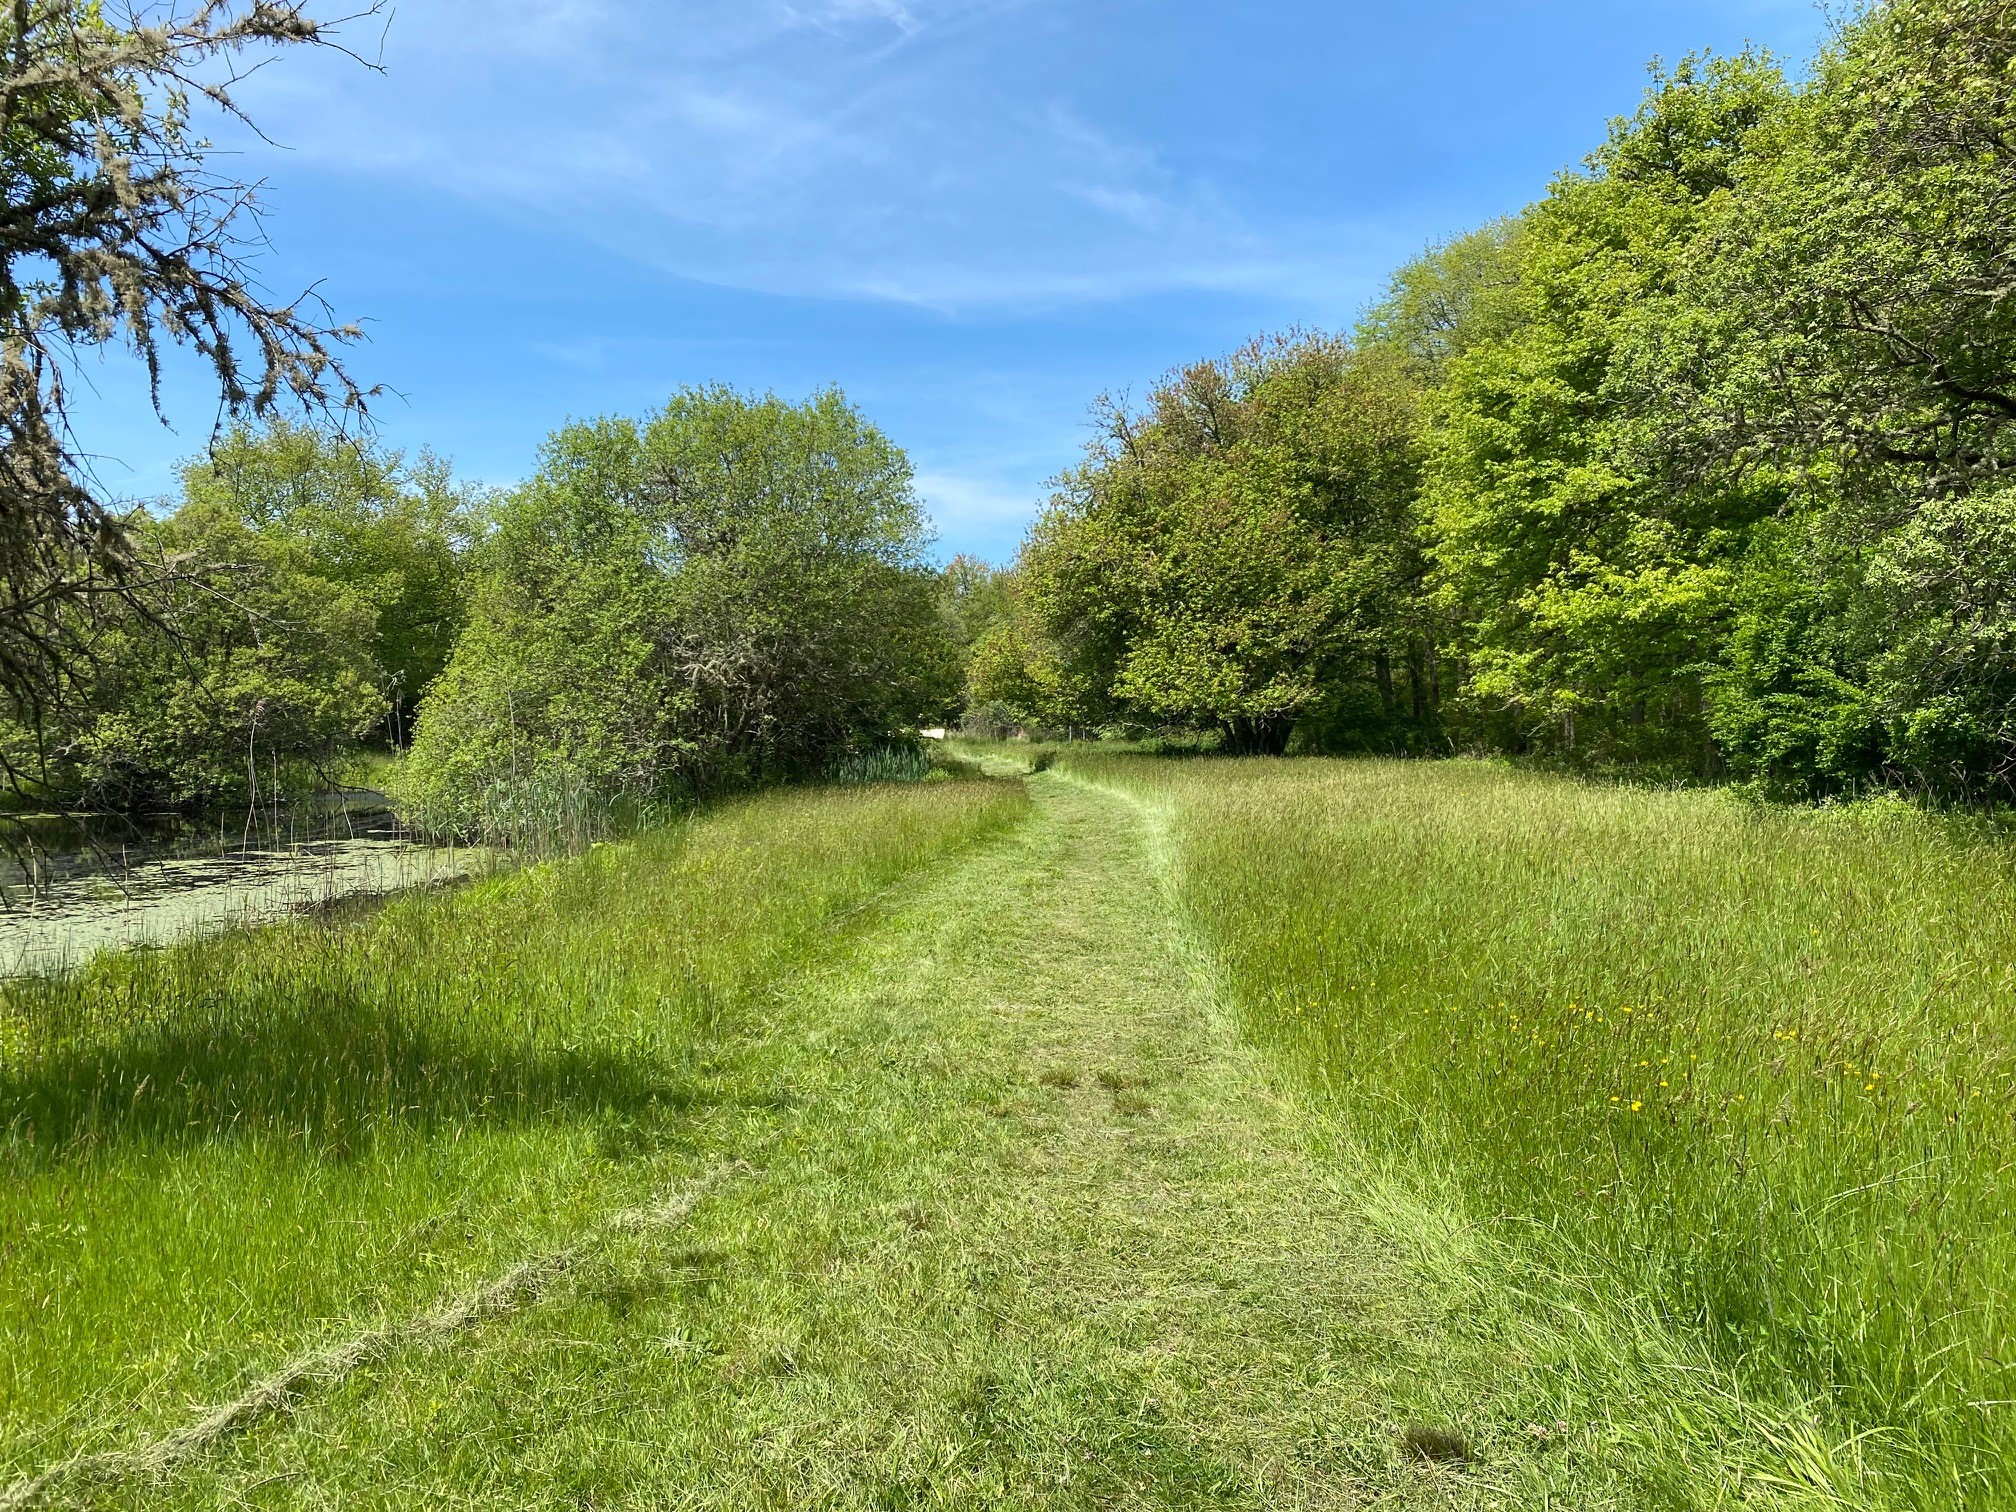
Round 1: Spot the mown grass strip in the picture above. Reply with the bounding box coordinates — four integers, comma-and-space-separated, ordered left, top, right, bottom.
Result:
106, 772, 1543, 1509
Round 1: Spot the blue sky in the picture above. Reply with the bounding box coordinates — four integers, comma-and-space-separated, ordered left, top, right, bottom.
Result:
81, 0, 1832, 563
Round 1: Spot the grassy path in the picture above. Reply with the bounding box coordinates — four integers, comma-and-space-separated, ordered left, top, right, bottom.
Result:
92, 776, 1537, 1509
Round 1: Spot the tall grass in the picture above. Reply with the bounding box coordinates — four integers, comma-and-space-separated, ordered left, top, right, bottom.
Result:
392, 769, 683, 856
1063, 752, 2016, 1507
825, 741, 935, 785
0, 778, 1027, 1474
397, 742, 952, 854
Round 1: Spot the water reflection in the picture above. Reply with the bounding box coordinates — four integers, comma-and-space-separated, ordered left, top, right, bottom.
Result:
0, 796, 476, 976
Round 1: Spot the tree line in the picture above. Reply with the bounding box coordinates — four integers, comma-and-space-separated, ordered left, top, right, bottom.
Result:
0, 4, 964, 833
6, 393, 968, 832
972, 0, 2016, 801
15, 0, 2016, 827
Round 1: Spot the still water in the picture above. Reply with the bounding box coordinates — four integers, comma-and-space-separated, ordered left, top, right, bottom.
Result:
0, 798, 476, 976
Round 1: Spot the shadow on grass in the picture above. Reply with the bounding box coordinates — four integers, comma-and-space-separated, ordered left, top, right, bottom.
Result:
0, 996, 710, 1164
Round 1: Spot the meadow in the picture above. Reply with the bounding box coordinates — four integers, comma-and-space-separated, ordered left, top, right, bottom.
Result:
0, 776, 1027, 1481
1060, 751, 2016, 1506
9, 750, 2016, 1508
13, 0, 2016, 1502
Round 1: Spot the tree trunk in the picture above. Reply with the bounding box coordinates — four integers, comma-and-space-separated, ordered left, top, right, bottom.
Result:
1222, 715, 1294, 756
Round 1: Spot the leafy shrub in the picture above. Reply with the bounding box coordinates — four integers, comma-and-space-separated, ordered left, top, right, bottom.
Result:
402, 387, 958, 836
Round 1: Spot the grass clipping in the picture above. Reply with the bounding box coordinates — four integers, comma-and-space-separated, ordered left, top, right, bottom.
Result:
0, 1164, 744, 1511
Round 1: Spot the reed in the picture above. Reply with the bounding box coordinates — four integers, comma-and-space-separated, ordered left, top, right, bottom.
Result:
824, 741, 935, 786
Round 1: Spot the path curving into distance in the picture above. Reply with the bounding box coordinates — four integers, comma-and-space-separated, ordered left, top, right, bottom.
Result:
60, 775, 1531, 1509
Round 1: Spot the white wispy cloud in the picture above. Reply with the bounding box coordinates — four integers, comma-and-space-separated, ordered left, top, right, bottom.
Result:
229, 0, 1378, 312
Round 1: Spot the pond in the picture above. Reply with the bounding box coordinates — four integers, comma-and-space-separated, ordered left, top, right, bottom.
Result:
0, 795, 478, 976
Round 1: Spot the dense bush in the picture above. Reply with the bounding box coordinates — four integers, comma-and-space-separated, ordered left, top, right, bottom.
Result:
400, 387, 960, 837
22, 500, 388, 811
183, 421, 480, 741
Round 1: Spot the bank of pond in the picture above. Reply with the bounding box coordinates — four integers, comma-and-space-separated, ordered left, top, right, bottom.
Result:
0, 794, 475, 978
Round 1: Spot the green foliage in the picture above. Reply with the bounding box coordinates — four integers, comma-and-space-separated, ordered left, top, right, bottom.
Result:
964, 602, 1103, 737
183, 421, 482, 736
1692, 0, 2016, 506
1863, 489, 2016, 796
992, 336, 1427, 755
1389, 10, 2016, 796
396, 418, 689, 840
0, 1, 369, 731
28, 499, 388, 811
936, 555, 1024, 735
935, 555, 1012, 667
5, 424, 478, 812
1417, 52, 1792, 765
401, 387, 959, 837
1356, 217, 1525, 380
981, 5, 2016, 803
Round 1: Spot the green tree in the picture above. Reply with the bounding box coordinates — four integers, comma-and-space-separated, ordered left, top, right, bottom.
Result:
1011, 335, 1424, 753
1686, 1, 2016, 509
642, 386, 958, 769
404, 388, 957, 835
936, 556, 1010, 673
964, 587, 1107, 737
1358, 218, 1526, 382
396, 419, 685, 835
1668, 1, 2016, 796
181, 422, 480, 740
31, 501, 386, 811
1420, 53, 1793, 766
0, 2, 374, 732
1863, 489, 2016, 798
991, 4, 2016, 804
